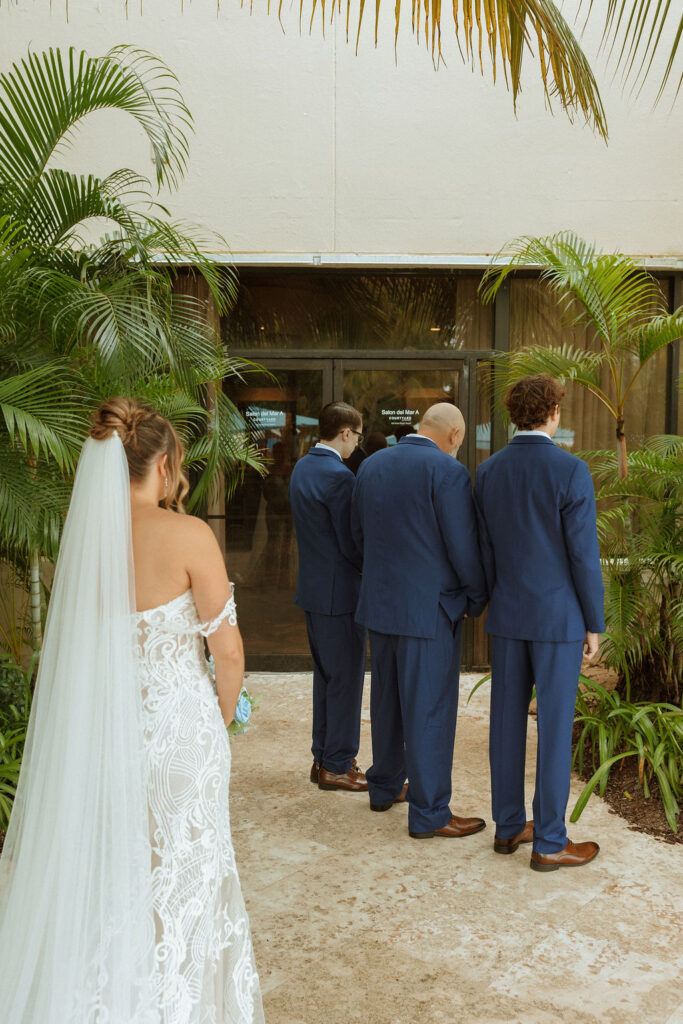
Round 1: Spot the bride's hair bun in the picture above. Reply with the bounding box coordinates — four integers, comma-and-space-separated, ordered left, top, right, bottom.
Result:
90, 397, 189, 511
91, 397, 147, 446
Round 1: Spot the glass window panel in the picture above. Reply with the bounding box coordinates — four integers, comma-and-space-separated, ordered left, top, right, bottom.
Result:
223, 271, 492, 352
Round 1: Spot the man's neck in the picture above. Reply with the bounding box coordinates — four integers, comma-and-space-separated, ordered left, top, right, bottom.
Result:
316, 440, 343, 458
416, 431, 440, 449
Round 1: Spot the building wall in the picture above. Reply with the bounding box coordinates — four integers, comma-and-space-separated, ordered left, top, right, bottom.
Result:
1, 0, 682, 265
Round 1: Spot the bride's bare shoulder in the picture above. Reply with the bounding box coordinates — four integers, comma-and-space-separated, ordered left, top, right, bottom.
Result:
159, 510, 219, 552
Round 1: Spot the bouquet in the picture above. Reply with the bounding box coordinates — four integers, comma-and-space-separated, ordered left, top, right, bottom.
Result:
207, 656, 258, 735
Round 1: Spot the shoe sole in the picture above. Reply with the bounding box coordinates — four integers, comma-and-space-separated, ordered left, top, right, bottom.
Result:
409, 821, 487, 840
318, 782, 368, 792
530, 848, 600, 872
494, 840, 532, 855
370, 802, 393, 812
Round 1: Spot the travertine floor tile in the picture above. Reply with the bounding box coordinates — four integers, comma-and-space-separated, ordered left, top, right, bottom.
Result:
231, 673, 683, 1024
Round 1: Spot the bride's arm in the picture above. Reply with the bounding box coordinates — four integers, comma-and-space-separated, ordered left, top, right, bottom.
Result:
183, 516, 244, 726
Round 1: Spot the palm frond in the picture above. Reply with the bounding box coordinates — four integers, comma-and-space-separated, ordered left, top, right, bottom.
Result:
0, 46, 191, 191
0, 444, 70, 557
0, 364, 86, 470
488, 342, 611, 413
645, 434, 683, 459
185, 387, 263, 510
585, 0, 683, 102
623, 309, 683, 367
8, 168, 156, 249
481, 231, 665, 348
131, 218, 238, 315
314, 0, 609, 135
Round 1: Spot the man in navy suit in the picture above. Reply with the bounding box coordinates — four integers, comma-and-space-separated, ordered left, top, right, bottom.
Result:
474, 375, 604, 872
351, 403, 488, 839
289, 402, 368, 792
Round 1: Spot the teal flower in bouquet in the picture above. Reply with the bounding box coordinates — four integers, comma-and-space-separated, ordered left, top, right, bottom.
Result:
207, 657, 258, 735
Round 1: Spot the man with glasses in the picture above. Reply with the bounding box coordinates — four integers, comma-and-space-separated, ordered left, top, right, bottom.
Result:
289, 402, 369, 792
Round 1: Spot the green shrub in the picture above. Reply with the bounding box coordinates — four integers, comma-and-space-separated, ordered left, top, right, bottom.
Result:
571, 676, 683, 832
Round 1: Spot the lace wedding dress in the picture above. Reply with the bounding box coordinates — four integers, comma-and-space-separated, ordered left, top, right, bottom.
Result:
135, 587, 265, 1024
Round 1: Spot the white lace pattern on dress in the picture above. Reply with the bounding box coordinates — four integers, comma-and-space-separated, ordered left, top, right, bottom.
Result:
134, 589, 264, 1024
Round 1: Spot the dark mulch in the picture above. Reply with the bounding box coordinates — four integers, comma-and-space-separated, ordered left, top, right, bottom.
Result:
573, 741, 681, 845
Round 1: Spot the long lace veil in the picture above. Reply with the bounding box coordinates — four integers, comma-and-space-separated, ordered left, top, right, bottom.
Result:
0, 434, 158, 1022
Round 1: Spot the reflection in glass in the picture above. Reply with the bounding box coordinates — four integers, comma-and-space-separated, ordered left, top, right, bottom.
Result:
223, 271, 492, 352
342, 368, 462, 473
225, 370, 322, 661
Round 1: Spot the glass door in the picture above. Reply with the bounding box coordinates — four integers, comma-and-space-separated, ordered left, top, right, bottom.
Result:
339, 357, 492, 666
224, 361, 330, 667
222, 354, 494, 668
340, 359, 464, 466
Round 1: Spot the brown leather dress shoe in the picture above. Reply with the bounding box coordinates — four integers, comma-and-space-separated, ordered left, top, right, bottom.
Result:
410, 814, 486, 839
530, 839, 600, 872
494, 820, 534, 854
370, 781, 409, 812
318, 760, 368, 792
310, 761, 321, 784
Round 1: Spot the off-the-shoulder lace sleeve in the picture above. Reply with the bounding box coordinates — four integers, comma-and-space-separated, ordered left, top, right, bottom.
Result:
199, 584, 237, 637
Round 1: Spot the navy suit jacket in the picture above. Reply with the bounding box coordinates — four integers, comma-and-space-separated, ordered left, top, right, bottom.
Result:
474, 435, 605, 642
351, 435, 487, 639
289, 447, 362, 616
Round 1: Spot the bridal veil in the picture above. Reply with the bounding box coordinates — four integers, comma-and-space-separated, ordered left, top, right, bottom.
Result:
0, 434, 159, 1022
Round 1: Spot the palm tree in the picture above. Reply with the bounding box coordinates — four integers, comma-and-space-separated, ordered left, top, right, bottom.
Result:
0, 46, 261, 648
479, 231, 683, 478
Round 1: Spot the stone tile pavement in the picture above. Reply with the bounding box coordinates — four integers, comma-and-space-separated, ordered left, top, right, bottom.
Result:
230, 673, 683, 1024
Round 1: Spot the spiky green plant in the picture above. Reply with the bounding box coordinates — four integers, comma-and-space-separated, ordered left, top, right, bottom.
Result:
571, 676, 682, 833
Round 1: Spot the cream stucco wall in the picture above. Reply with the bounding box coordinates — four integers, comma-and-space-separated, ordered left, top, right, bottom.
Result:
1, 0, 682, 266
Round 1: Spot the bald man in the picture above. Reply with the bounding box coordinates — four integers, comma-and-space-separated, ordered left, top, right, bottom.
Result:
351, 405, 488, 839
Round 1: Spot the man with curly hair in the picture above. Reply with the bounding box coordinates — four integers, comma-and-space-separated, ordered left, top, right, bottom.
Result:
474, 374, 605, 872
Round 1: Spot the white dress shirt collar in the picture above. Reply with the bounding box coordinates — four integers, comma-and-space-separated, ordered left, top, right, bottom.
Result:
314, 441, 343, 460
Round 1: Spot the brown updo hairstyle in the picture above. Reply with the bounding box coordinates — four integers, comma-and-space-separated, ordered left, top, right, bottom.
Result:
90, 397, 189, 511
504, 374, 566, 431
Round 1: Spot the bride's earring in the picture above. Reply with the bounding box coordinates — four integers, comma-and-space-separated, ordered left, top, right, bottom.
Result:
163, 475, 168, 499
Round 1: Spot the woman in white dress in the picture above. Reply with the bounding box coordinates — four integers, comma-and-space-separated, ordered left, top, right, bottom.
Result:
0, 397, 264, 1023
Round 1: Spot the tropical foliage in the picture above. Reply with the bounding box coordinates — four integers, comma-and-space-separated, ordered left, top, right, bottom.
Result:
571, 676, 682, 833
0, 45, 261, 648
0, 652, 35, 831
588, 435, 682, 704
282, 0, 679, 131
479, 231, 683, 477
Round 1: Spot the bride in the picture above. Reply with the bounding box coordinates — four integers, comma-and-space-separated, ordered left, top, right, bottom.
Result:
0, 397, 265, 1023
